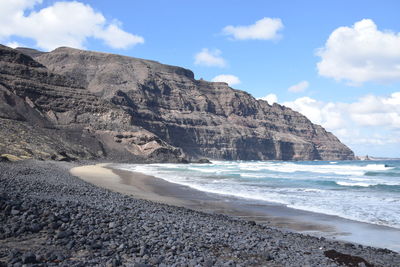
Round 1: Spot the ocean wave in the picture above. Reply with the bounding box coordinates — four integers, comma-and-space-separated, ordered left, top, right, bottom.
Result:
113, 160, 400, 229
285, 203, 400, 229
187, 167, 223, 173
298, 188, 325, 193
365, 164, 395, 170
239, 173, 269, 178
335, 181, 400, 191
365, 171, 400, 177
156, 180, 400, 229
236, 162, 393, 176
336, 181, 372, 187
349, 177, 371, 181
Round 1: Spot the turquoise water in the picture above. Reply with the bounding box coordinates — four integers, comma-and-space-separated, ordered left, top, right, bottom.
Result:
115, 160, 400, 229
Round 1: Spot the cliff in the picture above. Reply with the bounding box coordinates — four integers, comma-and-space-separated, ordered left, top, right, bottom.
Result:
0, 45, 354, 161
0, 45, 186, 162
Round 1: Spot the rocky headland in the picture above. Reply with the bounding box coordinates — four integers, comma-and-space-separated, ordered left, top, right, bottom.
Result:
0, 44, 354, 162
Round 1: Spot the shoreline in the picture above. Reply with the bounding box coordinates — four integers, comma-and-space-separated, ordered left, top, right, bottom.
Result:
2, 159, 400, 266
71, 163, 400, 252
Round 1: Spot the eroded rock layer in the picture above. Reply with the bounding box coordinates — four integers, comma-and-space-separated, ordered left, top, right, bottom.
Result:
34, 47, 353, 160
0, 45, 186, 162
0, 45, 354, 161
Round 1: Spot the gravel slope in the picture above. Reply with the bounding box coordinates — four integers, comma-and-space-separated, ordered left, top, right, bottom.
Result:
1, 160, 399, 266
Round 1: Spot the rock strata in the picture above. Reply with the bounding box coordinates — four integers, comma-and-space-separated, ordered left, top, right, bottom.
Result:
0, 45, 186, 162
33, 46, 355, 160
1, 44, 355, 161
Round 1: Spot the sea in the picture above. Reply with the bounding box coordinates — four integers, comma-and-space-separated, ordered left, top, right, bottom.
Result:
115, 160, 400, 229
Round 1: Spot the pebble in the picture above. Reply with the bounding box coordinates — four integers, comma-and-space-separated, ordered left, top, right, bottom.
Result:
1, 160, 399, 266
21, 252, 37, 264
56, 230, 72, 239
11, 209, 20, 215
30, 223, 42, 233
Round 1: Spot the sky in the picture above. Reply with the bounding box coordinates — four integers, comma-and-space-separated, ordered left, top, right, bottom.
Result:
1, 0, 399, 157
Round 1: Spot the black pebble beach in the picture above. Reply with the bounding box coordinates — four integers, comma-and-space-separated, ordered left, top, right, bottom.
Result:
1, 160, 399, 266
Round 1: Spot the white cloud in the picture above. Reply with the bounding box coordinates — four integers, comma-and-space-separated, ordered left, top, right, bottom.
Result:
348, 93, 400, 128
95, 24, 144, 49
281, 92, 400, 153
283, 97, 346, 130
288, 81, 309, 93
284, 92, 400, 131
5, 41, 23, 48
0, 0, 144, 51
316, 19, 400, 85
212, 74, 241, 86
194, 48, 227, 67
223, 17, 283, 40
258, 93, 277, 104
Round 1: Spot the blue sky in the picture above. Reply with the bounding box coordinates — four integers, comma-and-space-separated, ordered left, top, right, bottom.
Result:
1, 0, 399, 157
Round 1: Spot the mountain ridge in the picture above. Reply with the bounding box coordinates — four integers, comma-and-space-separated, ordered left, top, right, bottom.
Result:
0, 44, 354, 161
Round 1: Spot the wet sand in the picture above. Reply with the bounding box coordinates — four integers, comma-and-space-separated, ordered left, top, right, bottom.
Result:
71, 163, 400, 252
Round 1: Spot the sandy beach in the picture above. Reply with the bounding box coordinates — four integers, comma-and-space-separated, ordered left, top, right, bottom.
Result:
71, 163, 400, 252
2, 159, 400, 266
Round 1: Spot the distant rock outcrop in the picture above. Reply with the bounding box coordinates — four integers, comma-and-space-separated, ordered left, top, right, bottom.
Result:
0, 45, 354, 161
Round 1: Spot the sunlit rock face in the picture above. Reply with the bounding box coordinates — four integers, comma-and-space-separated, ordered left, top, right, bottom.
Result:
0, 45, 354, 161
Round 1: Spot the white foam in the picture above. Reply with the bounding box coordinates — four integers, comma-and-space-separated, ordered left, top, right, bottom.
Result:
365, 164, 394, 170
239, 162, 393, 176
239, 162, 358, 176
298, 188, 325, 193
113, 160, 400, 229
336, 181, 372, 187
187, 167, 220, 173
239, 173, 268, 178
349, 177, 370, 181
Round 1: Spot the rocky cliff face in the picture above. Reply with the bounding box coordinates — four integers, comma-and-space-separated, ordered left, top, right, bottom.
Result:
0, 45, 186, 162
0, 45, 354, 161
31, 47, 354, 160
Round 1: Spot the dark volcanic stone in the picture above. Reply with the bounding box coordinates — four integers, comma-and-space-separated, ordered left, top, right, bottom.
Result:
91, 241, 103, 250
21, 252, 37, 264
56, 230, 72, 239
29, 223, 42, 233
50, 222, 61, 229
324, 249, 373, 267
196, 158, 211, 164
0, 156, 10, 162
134, 263, 152, 267
10, 209, 20, 215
